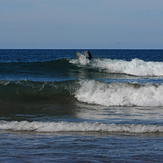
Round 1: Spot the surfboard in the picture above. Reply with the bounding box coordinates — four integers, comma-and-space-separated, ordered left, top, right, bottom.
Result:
76, 52, 85, 59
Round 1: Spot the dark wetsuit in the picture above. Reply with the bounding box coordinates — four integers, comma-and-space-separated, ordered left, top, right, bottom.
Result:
87, 51, 92, 60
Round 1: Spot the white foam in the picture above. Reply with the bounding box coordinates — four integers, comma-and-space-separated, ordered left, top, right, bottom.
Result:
70, 57, 90, 66
84, 58, 163, 76
75, 80, 163, 106
0, 121, 163, 133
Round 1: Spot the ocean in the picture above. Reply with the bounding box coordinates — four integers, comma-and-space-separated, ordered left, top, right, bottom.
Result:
0, 49, 163, 162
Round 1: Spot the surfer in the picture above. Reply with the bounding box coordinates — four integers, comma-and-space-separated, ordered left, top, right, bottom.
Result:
83, 50, 92, 60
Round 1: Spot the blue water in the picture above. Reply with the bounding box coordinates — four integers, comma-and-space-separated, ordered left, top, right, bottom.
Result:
0, 49, 163, 162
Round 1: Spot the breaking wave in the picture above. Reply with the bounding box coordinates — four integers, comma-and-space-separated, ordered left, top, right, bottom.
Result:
70, 58, 163, 76
75, 80, 163, 107
0, 121, 163, 133
1, 79, 163, 107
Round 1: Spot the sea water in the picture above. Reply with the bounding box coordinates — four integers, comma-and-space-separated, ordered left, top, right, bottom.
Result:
0, 49, 163, 162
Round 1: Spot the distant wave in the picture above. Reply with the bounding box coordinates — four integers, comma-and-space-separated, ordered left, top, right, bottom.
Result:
1, 58, 163, 77
0, 121, 163, 133
0, 58, 76, 78
0, 58, 69, 64
1, 79, 163, 107
70, 58, 163, 76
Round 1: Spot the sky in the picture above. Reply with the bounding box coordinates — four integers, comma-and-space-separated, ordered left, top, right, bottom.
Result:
0, 0, 163, 49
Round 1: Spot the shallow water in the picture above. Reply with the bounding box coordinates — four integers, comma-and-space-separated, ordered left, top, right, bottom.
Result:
1, 131, 163, 163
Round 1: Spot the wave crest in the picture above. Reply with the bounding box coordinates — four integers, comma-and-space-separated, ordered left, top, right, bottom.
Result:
75, 80, 163, 106
87, 58, 163, 76
0, 121, 163, 133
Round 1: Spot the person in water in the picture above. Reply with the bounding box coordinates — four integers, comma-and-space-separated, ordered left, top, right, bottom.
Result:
83, 50, 92, 60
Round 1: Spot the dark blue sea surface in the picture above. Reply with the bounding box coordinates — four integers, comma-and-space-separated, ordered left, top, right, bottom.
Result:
0, 49, 163, 162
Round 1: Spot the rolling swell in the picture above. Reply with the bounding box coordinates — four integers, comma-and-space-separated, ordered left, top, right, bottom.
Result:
0, 80, 78, 103
0, 58, 72, 74
0, 58, 102, 81
1, 58, 163, 79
